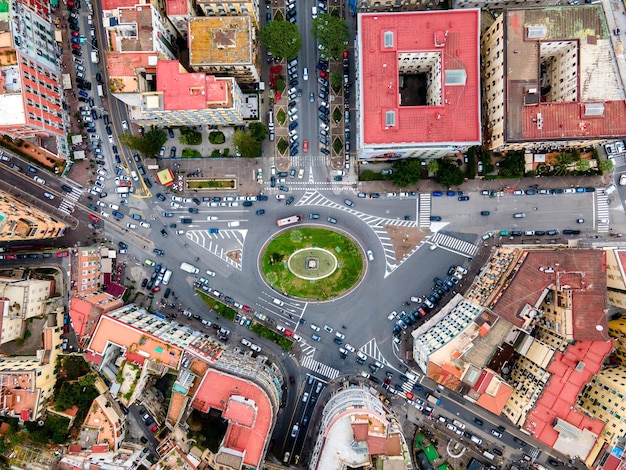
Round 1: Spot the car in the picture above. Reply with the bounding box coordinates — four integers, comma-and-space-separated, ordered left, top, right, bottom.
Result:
170, 147, 177, 158
366, 250, 374, 261
310, 323, 321, 332
491, 429, 502, 438
547, 458, 561, 467
160, 229, 168, 238
480, 211, 490, 216
43, 192, 55, 200
619, 174, 626, 186
458, 196, 470, 201
311, 334, 321, 341
344, 199, 354, 207
303, 140, 308, 152
327, 217, 337, 224
285, 196, 294, 205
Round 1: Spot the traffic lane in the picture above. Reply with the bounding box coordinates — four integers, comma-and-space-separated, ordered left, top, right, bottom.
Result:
432, 192, 594, 232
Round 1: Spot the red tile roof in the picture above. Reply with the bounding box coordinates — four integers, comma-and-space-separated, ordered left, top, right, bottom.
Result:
101, 0, 137, 11
157, 60, 230, 111
223, 399, 256, 427
166, 0, 188, 16
491, 249, 608, 341
69, 297, 93, 339
358, 10, 481, 147
191, 370, 273, 468
524, 340, 612, 454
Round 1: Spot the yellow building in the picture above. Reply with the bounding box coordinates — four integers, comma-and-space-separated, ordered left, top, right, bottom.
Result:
608, 319, 626, 368
188, 17, 260, 84
0, 276, 53, 344
0, 189, 66, 241
604, 248, 626, 309
196, 0, 261, 29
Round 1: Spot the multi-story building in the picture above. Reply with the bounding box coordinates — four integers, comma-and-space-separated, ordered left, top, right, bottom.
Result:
188, 16, 260, 84
196, 0, 261, 29
139, 60, 247, 126
481, 6, 626, 152
0, 0, 69, 157
0, 189, 66, 241
355, 10, 481, 160
604, 248, 626, 309
79, 394, 126, 451
0, 317, 64, 421
309, 386, 409, 470
165, 0, 194, 39
0, 275, 53, 344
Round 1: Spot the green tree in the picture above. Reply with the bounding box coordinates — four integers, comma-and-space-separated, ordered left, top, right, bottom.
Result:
259, 20, 302, 60
390, 158, 422, 187
600, 158, 614, 173
500, 151, 525, 177
435, 158, 465, 187
249, 122, 268, 142
311, 14, 348, 59
233, 130, 261, 158
329, 71, 342, 93
120, 127, 167, 157
427, 160, 439, 175
576, 159, 590, 172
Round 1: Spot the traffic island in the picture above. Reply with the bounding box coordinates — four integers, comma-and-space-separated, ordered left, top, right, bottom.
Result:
260, 227, 364, 301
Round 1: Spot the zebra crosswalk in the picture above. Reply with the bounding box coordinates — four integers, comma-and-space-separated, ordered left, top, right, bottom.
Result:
418, 193, 432, 227
359, 338, 389, 365
288, 155, 329, 168
301, 355, 340, 380
58, 185, 82, 215
185, 229, 246, 270
429, 232, 479, 257
596, 188, 610, 233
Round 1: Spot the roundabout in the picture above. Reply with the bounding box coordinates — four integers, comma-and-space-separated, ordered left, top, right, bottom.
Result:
260, 227, 365, 301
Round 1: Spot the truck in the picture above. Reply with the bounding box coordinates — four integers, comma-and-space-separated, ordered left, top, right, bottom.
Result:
180, 262, 199, 274
115, 186, 130, 194
97, 84, 104, 97
427, 394, 441, 405
90, 50, 99, 64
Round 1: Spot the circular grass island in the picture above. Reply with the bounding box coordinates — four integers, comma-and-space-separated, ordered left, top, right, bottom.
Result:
261, 227, 364, 301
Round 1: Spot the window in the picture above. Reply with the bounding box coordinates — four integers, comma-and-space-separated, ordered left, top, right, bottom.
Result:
384, 31, 394, 48
385, 110, 396, 127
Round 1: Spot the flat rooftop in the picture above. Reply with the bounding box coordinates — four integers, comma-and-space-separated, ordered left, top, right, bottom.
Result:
358, 10, 481, 147
188, 17, 253, 66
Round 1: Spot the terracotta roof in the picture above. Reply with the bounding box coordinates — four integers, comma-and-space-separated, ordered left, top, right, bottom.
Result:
367, 435, 387, 455
491, 249, 608, 341
101, 0, 137, 11
223, 398, 256, 427
191, 370, 273, 468
69, 297, 93, 338
358, 10, 481, 147
474, 380, 513, 415
524, 340, 612, 456
352, 421, 369, 441
166, 0, 188, 15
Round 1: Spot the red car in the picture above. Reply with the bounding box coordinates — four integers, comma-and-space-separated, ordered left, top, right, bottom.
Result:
56, 252, 68, 257
418, 307, 426, 317
343, 50, 348, 59
319, 71, 328, 79
67, 0, 75, 6
71, 31, 79, 37
89, 214, 99, 222
5, 255, 17, 260
303, 140, 308, 153
152, 286, 160, 293
71, 43, 81, 50
150, 425, 158, 432
284, 329, 294, 337
242, 305, 253, 313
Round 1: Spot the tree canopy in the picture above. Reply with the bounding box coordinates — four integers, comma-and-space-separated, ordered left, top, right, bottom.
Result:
435, 158, 465, 187
259, 20, 302, 60
390, 158, 422, 187
120, 127, 167, 157
233, 130, 262, 158
249, 122, 268, 142
311, 14, 348, 59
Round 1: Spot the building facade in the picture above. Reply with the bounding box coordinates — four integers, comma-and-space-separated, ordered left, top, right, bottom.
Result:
0, 0, 69, 157
0, 276, 52, 344
0, 189, 66, 241
196, 0, 261, 29
605, 248, 626, 309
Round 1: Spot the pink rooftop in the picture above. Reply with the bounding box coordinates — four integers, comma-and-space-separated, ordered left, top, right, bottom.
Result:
358, 10, 481, 146
157, 60, 230, 111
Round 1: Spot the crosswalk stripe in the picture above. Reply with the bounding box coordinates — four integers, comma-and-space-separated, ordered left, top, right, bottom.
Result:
596, 189, 610, 233
430, 232, 479, 257
185, 229, 246, 270
301, 356, 340, 380
418, 193, 432, 227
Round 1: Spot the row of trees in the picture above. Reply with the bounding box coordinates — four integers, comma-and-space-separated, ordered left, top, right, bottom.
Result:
387, 158, 465, 188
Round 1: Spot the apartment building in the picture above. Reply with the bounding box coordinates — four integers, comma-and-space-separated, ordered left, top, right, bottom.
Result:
188, 16, 260, 84
139, 60, 247, 126
0, 189, 66, 241
196, 0, 261, 29
605, 248, 626, 309
481, 6, 626, 152
0, 0, 69, 157
0, 275, 53, 344
309, 386, 408, 470
165, 0, 193, 38
355, 10, 481, 161
79, 394, 126, 451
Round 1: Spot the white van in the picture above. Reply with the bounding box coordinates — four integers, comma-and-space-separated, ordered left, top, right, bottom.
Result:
162, 269, 172, 285
228, 221, 240, 227
471, 435, 483, 445
109, 204, 119, 210
130, 171, 139, 181
311, 6, 317, 17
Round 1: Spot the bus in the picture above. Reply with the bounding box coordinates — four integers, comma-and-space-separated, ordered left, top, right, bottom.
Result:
276, 214, 302, 227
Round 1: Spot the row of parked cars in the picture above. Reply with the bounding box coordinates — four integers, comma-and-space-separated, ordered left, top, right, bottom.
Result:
391, 265, 467, 337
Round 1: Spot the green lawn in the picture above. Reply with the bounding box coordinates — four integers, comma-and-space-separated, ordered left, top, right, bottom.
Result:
187, 179, 236, 189
261, 228, 363, 300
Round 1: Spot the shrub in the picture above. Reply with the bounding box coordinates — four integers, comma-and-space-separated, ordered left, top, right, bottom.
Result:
179, 127, 202, 145
276, 109, 287, 125
332, 108, 342, 123
211, 149, 221, 157
208, 131, 225, 145
333, 137, 343, 154
277, 138, 288, 154
359, 170, 384, 181
276, 77, 286, 94
182, 148, 202, 158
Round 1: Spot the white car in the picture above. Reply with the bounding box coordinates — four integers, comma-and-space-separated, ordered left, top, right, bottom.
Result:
170, 202, 180, 209
182, 198, 192, 203
241, 338, 252, 347
96, 200, 106, 207
43, 192, 55, 200
250, 344, 261, 352
121, 120, 129, 131
619, 174, 626, 186
97, 169, 107, 177
303, 67, 308, 80
207, 216, 218, 221
130, 171, 139, 181
139, 221, 151, 228
293, 334, 302, 342
276, 194, 286, 200
298, 168, 304, 179
344, 343, 355, 352
335, 331, 345, 340
108, 134, 114, 144
366, 250, 374, 261
33, 176, 46, 185
276, 325, 286, 333
100, 211, 110, 218
387, 310, 397, 320
126, 223, 137, 229
273, 298, 284, 306
310, 324, 321, 332
172, 196, 183, 202
206, 270, 216, 277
